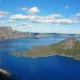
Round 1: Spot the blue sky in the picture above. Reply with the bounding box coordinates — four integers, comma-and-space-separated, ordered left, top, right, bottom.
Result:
0, 0, 80, 33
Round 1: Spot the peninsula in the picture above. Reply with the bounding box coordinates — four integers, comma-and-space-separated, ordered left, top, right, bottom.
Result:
10, 38, 80, 60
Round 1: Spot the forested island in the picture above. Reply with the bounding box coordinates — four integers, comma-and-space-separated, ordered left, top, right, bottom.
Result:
10, 38, 80, 60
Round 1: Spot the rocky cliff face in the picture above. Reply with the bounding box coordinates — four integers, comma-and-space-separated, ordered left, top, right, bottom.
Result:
0, 27, 13, 40
0, 26, 27, 40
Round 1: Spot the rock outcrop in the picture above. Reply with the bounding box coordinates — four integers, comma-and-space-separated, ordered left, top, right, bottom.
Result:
0, 26, 31, 40
0, 68, 19, 80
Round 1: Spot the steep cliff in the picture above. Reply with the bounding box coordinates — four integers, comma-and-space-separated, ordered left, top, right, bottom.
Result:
0, 26, 27, 40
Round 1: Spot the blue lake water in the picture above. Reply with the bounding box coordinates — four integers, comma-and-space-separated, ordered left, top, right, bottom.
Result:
0, 37, 80, 80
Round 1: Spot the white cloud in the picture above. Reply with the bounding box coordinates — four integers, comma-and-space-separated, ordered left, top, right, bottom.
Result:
0, 19, 15, 26
10, 6, 79, 25
19, 7, 39, 14
53, 19, 78, 24
33, 18, 78, 24
65, 6, 69, 10
44, 14, 63, 19
0, 11, 9, 15
28, 6, 40, 14
76, 13, 80, 17
10, 14, 39, 21
20, 23, 33, 28
4, 20, 15, 23
20, 7, 28, 11
10, 14, 62, 22
8, 20, 15, 23
10, 13, 78, 25
0, 11, 9, 18
10, 14, 28, 20
0, 15, 5, 18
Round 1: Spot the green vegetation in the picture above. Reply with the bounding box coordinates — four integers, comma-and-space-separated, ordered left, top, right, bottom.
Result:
50, 39, 80, 59
10, 38, 80, 59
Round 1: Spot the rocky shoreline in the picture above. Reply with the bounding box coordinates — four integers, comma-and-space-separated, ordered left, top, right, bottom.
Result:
10, 51, 80, 60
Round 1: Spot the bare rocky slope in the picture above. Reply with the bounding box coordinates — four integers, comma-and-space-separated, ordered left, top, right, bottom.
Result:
0, 26, 33, 40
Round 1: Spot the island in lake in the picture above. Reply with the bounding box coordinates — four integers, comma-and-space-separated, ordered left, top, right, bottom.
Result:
10, 38, 80, 60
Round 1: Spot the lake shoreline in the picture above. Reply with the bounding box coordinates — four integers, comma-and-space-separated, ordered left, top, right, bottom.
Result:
10, 52, 80, 61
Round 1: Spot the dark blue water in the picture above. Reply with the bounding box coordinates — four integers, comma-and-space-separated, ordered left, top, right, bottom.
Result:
0, 37, 80, 80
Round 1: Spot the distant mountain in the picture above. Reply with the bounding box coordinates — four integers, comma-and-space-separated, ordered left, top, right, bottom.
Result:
0, 26, 26, 40
0, 26, 52, 40
0, 26, 80, 40
10, 38, 80, 60
0, 26, 39, 40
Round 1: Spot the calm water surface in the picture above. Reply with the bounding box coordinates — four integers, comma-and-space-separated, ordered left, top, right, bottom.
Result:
0, 37, 80, 80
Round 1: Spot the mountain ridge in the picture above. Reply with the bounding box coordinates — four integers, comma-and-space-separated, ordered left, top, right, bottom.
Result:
0, 26, 80, 40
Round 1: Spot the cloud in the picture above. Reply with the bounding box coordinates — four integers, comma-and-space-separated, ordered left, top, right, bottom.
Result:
76, 13, 80, 17
0, 15, 5, 18
4, 20, 15, 23
10, 6, 79, 25
10, 13, 78, 25
19, 7, 40, 15
10, 14, 28, 20
52, 19, 78, 24
65, 6, 69, 10
44, 14, 63, 19
10, 14, 62, 21
10, 14, 40, 20
0, 11, 9, 18
20, 23, 33, 28
0, 11, 9, 15
28, 6, 40, 14
33, 18, 78, 24
20, 7, 28, 11
0, 19, 15, 26
7, 20, 15, 23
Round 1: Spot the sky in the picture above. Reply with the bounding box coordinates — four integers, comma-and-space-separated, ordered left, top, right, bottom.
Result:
0, 0, 80, 34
